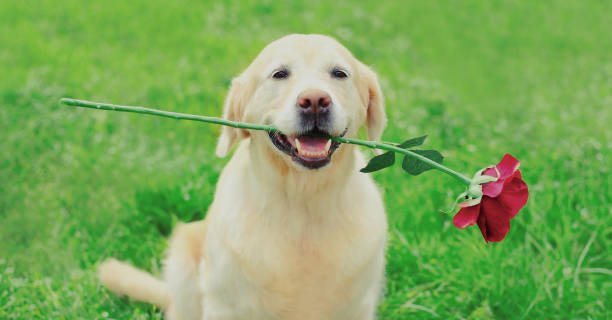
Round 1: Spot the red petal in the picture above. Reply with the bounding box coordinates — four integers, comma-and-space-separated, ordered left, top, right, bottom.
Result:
482, 178, 504, 197
477, 197, 513, 242
482, 154, 521, 197
496, 174, 529, 218
453, 204, 481, 229
496, 153, 521, 179
477, 210, 488, 242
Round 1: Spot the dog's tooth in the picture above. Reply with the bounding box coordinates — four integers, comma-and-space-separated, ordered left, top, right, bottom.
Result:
324, 139, 331, 152
295, 139, 302, 153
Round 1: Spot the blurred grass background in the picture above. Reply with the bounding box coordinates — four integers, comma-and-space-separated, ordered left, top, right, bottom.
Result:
1, 0, 611, 319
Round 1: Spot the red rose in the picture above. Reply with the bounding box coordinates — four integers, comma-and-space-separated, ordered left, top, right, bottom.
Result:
453, 154, 529, 242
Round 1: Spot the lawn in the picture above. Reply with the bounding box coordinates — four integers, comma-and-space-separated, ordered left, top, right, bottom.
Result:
1, 0, 611, 319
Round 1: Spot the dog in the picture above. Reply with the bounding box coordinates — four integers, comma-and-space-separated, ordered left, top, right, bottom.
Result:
99, 34, 388, 320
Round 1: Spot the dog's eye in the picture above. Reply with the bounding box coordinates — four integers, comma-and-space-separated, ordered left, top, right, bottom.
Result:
331, 68, 348, 79
272, 69, 290, 80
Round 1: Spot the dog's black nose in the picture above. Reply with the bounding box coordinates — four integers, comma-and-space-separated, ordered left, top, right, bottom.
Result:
297, 89, 331, 115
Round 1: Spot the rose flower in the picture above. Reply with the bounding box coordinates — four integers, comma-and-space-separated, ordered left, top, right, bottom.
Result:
453, 154, 529, 242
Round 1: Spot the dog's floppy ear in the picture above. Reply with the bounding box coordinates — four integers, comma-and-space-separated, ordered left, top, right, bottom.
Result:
215, 76, 253, 157
357, 63, 387, 142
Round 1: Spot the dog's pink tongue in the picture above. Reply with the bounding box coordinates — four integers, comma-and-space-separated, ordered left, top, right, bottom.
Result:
288, 135, 331, 158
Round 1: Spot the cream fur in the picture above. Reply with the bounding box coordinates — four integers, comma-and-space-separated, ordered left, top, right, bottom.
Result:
99, 34, 388, 320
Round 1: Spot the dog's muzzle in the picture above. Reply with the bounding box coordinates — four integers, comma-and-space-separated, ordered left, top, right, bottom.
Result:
268, 128, 345, 169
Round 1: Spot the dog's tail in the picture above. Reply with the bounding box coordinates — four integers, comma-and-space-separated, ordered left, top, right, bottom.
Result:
98, 258, 169, 308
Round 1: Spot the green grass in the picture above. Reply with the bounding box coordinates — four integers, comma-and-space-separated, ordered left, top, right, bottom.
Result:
1, 0, 611, 318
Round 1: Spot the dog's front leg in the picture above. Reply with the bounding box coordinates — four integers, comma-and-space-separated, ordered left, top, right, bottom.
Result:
350, 251, 386, 320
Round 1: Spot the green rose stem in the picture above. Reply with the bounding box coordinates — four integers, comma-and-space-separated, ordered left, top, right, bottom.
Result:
59, 98, 472, 185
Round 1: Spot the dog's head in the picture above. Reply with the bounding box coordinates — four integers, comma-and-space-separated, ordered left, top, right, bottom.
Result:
216, 34, 386, 170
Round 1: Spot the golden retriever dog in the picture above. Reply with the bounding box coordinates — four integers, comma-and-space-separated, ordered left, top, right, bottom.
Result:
99, 34, 388, 320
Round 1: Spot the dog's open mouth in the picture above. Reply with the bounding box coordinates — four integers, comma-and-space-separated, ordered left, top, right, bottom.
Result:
268, 129, 345, 169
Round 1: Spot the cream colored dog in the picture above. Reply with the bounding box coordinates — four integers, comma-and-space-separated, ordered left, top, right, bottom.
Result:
99, 34, 388, 320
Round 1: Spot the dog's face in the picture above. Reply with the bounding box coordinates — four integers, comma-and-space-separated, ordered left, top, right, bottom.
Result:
216, 34, 386, 170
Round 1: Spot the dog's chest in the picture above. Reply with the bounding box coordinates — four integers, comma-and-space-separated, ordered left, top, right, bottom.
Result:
204, 205, 384, 319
